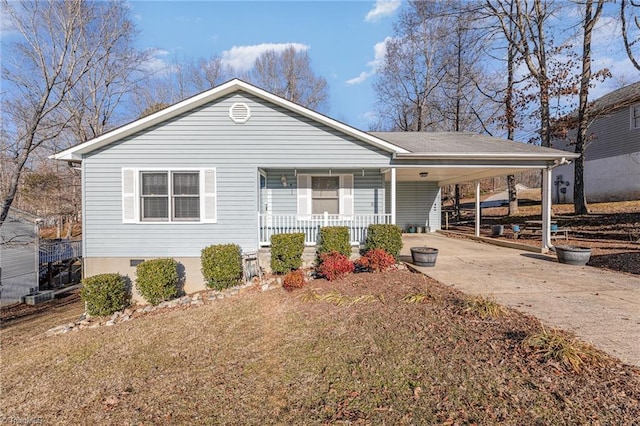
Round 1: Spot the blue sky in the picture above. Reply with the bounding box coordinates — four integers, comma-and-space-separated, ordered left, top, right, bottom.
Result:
1, 1, 637, 132
129, 0, 401, 129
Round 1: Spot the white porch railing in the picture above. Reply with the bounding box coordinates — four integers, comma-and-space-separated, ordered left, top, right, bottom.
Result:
258, 213, 392, 246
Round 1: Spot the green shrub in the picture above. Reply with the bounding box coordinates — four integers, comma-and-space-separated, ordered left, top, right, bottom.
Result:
81, 273, 129, 316
271, 233, 305, 274
318, 226, 351, 258
282, 269, 306, 291
135, 258, 179, 305
201, 244, 243, 290
365, 224, 403, 259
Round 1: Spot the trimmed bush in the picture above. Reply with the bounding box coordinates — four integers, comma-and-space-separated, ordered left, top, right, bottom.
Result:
271, 233, 305, 274
365, 224, 403, 259
282, 269, 306, 291
135, 258, 179, 305
356, 248, 396, 273
201, 244, 243, 290
318, 226, 351, 258
81, 273, 129, 316
318, 251, 354, 282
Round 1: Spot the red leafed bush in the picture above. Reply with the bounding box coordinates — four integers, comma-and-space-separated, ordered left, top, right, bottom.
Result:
318, 251, 354, 281
356, 248, 396, 273
282, 269, 306, 291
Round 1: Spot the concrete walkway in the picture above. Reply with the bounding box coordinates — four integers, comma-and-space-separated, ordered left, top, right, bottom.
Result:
401, 233, 640, 367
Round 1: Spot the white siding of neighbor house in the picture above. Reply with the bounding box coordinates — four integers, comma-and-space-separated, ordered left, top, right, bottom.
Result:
551, 105, 640, 202
552, 152, 640, 203
552, 105, 639, 160
83, 92, 393, 257
386, 181, 441, 232
0, 217, 38, 306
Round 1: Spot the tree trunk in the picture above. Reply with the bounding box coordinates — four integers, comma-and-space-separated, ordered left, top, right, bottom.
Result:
574, 0, 603, 215
507, 175, 519, 215
454, 184, 461, 219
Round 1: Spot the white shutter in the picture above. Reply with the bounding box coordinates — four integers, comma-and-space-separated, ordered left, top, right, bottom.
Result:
340, 174, 354, 217
122, 168, 136, 223
202, 169, 217, 223
297, 174, 311, 216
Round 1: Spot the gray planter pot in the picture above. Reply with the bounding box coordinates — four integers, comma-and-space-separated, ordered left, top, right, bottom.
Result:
491, 225, 504, 236
555, 245, 592, 266
410, 247, 439, 267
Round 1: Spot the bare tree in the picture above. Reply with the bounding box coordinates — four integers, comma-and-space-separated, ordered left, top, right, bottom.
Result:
485, 0, 563, 148
621, 0, 640, 71
248, 47, 329, 111
1, 0, 144, 225
374, 1, 450, 131
573, 0, 605, 215
130, 55, 231, 117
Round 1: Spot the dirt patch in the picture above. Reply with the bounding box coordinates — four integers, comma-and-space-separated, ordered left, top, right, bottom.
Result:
1, 270, 639, 424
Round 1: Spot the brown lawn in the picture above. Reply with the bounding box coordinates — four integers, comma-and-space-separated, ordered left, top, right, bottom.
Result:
2, 270, 639, 425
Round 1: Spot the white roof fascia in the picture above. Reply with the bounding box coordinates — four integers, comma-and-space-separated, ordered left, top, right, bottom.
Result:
394, 152, 580, 161
51, 79, 407, 161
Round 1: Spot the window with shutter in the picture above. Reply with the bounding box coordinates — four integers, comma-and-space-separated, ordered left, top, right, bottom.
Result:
297, 174, 354, 216
122, 168, 215, 223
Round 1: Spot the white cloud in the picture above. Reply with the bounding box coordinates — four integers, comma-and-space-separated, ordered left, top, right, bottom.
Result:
220, 42, 310, 71
346, 37, 391, 85
365, 0, 401, 23
141, 49, 172, 75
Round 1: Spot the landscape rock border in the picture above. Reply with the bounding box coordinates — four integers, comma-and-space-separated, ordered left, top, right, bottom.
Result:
45, 277, 282, 337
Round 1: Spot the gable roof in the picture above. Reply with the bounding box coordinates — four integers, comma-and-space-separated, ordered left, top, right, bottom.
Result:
371, 132, 578, 160
589, 81, 640, 114
52, 79, 409, 161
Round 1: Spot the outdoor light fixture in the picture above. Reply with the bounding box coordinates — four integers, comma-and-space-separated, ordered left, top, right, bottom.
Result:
419, 172, 429, 178
281, 175, 288, 187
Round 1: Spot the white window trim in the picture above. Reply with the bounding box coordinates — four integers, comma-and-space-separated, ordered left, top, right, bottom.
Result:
297, 173, 354, 217
122, 167, 217, 224
631, 104, 640, 130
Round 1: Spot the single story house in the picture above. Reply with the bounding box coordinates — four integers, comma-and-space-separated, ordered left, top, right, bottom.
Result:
52, 79, 577, 297
0, 208, 40, 306
552, 81, 640, 203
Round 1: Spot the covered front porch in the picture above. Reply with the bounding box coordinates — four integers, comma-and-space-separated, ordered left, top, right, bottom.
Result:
256, 166, 440, 246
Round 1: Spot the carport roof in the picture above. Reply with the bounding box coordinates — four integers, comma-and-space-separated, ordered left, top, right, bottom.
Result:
370, 131, 574, 158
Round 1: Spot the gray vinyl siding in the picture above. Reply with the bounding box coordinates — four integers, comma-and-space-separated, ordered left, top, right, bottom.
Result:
386, 181, 441, 232
83, 93, 392, 257
264, 169, 384, 214
552, 106, 640, 160
0, 217, 38, 305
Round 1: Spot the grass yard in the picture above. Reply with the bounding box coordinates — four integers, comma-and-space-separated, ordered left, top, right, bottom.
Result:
2, 270, 640, 425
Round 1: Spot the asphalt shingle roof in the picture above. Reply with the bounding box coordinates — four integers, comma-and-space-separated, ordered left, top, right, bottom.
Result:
369, 131, 567, 155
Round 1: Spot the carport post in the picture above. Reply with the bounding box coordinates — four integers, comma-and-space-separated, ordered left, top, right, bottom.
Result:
475, 180, 481, 237
541, 167, 552, 251
390, 167, 396, 225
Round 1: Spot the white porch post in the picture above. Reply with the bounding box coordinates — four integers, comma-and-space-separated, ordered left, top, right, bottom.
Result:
542, 167, 553, 252
391, 167, 397, 225
474, 180, 481, 237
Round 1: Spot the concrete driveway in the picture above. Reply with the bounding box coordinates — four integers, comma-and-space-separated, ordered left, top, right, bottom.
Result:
401, 233, 640, 367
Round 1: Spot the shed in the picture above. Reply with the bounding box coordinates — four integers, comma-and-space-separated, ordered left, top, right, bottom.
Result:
0, 208, 41, 306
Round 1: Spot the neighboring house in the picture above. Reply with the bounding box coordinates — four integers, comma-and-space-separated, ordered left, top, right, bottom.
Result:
552, 82, 640, 203
52, 79, 576, 298
0, 208, 40, 306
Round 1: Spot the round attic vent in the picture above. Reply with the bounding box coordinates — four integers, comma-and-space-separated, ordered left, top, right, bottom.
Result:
229, 102, 251, 123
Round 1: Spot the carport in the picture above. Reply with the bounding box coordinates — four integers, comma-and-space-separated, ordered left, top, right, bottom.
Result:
374, 132, 580, 252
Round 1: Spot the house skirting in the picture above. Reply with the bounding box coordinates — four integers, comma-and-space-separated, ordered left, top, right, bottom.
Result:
84, 257, 208, 303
